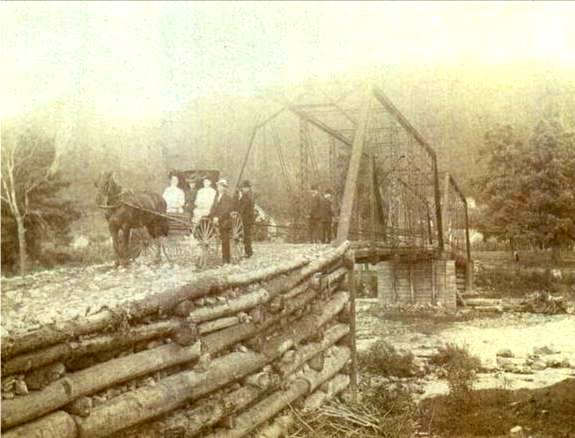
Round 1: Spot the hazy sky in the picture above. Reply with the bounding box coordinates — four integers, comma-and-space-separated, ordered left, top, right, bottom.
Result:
2, 1, 575, 119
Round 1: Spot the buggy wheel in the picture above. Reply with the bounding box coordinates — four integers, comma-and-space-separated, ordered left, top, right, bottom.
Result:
230, 212, 244, 263
194, 218, 217, 268
161, 235, 192, 264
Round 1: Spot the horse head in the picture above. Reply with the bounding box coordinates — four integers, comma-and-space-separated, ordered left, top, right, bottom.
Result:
95, 171, 121, 207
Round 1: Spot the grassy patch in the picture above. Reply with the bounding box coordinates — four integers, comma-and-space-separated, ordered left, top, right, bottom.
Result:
419, 378, 575, 438
358, 340, 418, 377
430, 344, 482, 405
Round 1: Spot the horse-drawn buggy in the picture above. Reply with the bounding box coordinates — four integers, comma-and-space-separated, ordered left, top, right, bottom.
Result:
95, 169, 244, 268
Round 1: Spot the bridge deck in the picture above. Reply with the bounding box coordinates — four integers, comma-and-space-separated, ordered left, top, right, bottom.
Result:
0, 243, 331, 338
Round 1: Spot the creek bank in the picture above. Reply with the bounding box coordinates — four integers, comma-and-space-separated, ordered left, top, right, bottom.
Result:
356, 300, 575, 401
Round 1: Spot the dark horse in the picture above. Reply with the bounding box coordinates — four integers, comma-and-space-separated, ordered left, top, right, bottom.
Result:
95, 171, 168, 266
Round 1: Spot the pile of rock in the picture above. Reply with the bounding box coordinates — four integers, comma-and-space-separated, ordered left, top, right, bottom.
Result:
519, 291, 568, 315
495, 345, 572, 374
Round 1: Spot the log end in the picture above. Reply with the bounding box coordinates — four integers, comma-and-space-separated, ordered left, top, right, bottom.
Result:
173, 300, 195, 318
173, 323, 199, 347
64, 396, 93, 417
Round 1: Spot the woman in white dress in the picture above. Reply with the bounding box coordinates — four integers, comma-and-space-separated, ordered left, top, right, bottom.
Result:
163, 175, 186, 213
193, 178, 216, 219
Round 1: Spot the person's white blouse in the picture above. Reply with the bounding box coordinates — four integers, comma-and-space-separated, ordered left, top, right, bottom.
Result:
163, 186, 186, 213
194, 186, 216, 218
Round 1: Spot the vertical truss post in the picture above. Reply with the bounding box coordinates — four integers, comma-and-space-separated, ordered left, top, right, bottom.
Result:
299, 118, 309, 194
463, 194, 473, 291
329, 136, 336, 190
336, 85, 372, 244
369, 154, 377, 248
433, 157, 445, 252
443, 173, 451, 250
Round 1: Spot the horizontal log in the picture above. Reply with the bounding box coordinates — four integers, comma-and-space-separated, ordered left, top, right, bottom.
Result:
474, 305, 504, 313
198, 317, 240, 335
2, 411, 76, 438
1, 341, 201, 430
116, 372, 276, 438
276, 324, 349, 376
282, 282, 312, 300
0, 248, 325, 360
188, 289, 271, 324
303, 374, 350, 412
74, 292, 349, 438
2, 243, 350, 362
2, 320, 179, 377
76, 351, 267, 438
464, 298, 502, 307
203, 278, 345, 357
259, 292, 349, 359
2, 310, 116, 362
208, 346, 351, 438
166, 386, 264, 437
189, 266, 347, 326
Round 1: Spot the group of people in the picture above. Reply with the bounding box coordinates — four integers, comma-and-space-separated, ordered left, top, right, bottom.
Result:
162, 174, 255, 264
308, 185, 337, 244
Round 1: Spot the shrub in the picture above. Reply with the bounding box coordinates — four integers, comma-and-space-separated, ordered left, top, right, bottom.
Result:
358, 340, 417, 377
362, 382, 416, 417
430, 343, 481, 405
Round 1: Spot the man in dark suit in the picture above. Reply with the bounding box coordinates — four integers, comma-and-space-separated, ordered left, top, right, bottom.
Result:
320, 189, 335, 243
237, 180, 255, 258
308, 185, 322, 243
210, 178, 236, 264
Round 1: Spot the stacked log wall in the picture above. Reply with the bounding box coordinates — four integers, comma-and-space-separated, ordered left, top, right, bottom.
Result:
1, 243, 355, 438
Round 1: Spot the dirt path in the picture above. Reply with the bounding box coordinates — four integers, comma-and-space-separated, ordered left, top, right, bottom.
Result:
0, 243, 328, 338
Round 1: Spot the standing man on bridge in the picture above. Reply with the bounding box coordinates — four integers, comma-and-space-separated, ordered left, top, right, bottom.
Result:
210, 178, 235, 264
237, 180, 255, 258
320, 189, 335, 243
308, 185, 322, 243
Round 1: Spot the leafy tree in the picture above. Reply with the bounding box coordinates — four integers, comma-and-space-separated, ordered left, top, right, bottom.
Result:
473, 125, 527, 247
1, 129, 80, 274
520, 118, 575, 260
474, 119, 575, 260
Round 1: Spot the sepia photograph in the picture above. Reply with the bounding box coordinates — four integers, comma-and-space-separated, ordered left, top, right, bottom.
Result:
1, 2, 574, 437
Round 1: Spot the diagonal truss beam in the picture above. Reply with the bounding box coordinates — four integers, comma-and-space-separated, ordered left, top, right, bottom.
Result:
286, 105, 353, 146
336, 85, 372, 244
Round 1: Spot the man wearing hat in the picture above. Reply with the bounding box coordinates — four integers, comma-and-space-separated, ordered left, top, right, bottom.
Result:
237, 180, 255, 258
320, 189, 335, 243
209, 178, 236, 264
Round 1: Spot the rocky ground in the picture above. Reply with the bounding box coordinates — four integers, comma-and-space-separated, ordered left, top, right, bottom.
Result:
356, 300, 575, 437
0, 243, 329, 338
356, 300, 575, 396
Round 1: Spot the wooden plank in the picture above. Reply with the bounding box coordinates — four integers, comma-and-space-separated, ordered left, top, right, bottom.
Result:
336, 85, 372, 244
443, 173, 451, 244
409, 263, 415, 304
347, 255, 358, 403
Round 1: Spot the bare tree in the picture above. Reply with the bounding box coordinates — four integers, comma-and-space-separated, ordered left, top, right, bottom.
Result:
1, 130, 61, 273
